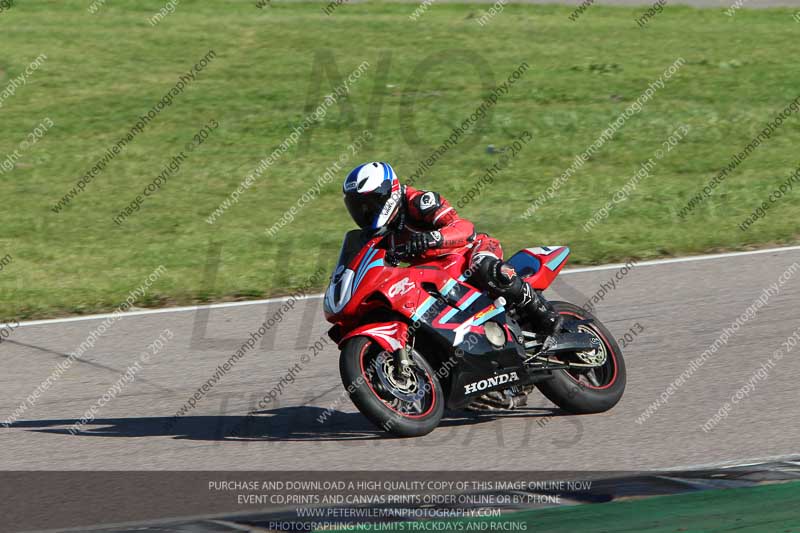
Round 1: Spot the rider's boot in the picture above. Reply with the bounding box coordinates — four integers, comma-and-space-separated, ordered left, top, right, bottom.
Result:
480, 258, 562, 341
515, 281, 563, 344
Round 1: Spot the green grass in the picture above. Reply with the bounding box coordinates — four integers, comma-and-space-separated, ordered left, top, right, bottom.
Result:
332, 481, 800, 533
1, 1, 799, 319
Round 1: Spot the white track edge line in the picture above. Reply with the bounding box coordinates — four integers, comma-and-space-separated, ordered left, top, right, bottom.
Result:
4, 244, 800, 329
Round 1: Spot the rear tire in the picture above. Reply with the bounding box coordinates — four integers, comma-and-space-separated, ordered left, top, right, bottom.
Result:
534, 302, 626, 414
339, 336, 444, 437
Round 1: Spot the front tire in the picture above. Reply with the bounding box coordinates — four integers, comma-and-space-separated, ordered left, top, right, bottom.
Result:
339, 336, 444, 437
534, 302, 626, 414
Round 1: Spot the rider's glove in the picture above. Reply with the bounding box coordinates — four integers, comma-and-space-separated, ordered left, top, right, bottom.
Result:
407, 231, 443, 256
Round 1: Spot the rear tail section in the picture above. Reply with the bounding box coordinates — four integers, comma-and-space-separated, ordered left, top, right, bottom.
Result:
507, 246, 570, 290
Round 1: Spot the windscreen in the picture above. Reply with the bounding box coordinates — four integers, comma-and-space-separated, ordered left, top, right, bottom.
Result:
334, 228, 382, 270
324, 228, 384, 316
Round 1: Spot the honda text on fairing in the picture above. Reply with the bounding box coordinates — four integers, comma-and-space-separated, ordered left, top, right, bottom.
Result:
324, 229, 627, 437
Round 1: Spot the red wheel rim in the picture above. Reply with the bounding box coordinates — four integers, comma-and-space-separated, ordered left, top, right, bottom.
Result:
561, 311, 619, 390
358, 341, 437, 419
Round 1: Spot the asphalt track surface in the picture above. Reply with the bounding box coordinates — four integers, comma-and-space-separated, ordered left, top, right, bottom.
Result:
2, 246, 800, 472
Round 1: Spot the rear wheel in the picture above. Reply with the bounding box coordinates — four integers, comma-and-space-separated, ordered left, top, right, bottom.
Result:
534, 301, 626, 414
339, 336, 444, 437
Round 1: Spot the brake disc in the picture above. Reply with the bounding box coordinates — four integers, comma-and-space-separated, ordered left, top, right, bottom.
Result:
575, 325, 607, 366
374, 353, 426, 403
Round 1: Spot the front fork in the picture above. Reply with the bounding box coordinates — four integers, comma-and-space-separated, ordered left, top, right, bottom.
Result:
393, 344, 413, 379
335, 320, 417, 381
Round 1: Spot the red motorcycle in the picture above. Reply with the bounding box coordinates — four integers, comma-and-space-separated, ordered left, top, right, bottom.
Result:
324, 228, 626, 437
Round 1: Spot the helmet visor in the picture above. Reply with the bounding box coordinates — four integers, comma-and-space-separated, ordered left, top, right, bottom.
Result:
344, 191, 391, 229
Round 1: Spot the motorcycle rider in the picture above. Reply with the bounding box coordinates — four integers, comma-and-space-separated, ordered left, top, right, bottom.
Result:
342, 161, 562, 348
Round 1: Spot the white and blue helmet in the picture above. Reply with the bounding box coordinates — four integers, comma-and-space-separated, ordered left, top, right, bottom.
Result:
343, 162, 402, 229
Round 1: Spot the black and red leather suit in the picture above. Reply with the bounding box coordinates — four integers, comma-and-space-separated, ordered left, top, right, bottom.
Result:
391, 186, 559, 335
395, 185, 502, 268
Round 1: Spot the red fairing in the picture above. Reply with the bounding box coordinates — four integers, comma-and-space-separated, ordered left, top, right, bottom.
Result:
324, 234, 573, 354
520, 246, 572, 290
339, 321, 409, 352
403, 186, 475, 252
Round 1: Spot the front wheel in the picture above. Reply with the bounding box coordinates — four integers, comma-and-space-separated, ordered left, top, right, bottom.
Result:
339, 336, 444, 437
534, 301, 626, 414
